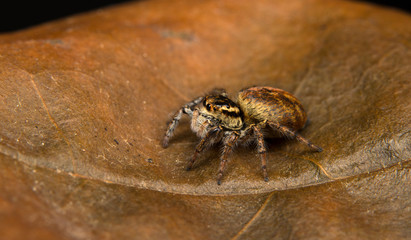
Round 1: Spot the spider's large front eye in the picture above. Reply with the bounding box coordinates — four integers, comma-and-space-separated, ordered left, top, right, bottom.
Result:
206, 103, 212, 111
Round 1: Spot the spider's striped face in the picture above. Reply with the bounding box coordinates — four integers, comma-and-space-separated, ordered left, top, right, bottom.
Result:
200, 95, 244, 130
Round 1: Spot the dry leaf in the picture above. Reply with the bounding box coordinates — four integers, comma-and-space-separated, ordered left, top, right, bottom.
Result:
0, 0, 410, 239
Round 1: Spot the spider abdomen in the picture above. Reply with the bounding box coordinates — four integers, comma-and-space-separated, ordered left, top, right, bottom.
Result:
237, 87, 307, 131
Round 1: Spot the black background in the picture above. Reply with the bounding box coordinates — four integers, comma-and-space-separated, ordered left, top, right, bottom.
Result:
0, 1, 409, 33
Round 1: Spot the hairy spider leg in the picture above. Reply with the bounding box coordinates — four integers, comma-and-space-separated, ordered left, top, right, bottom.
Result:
252, 125, 269, 181
267, 121, 323, 152
162, 96, 204, 148
186, 126, 222, 171
217, 132, 239, 185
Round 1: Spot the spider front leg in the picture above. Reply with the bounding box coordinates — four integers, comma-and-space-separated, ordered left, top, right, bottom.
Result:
186, 126, 222, 171
162, 96, 204, 148
217, 132, 239, 185
252, 125, 269, 182
268, 121, 323, 152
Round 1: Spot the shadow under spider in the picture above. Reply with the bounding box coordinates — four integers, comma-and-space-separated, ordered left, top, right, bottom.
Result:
176, 136, 334, 181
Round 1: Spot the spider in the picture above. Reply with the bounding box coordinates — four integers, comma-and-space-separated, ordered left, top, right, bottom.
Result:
162, 86, 323, 185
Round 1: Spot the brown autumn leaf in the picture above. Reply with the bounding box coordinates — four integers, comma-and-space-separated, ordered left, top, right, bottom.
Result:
0, 0, 410, 239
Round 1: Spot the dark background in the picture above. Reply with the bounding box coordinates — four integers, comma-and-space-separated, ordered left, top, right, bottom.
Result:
0, 1, 410, 33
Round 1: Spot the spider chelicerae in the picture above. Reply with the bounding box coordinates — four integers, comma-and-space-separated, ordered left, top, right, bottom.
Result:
162, 86, 322, 185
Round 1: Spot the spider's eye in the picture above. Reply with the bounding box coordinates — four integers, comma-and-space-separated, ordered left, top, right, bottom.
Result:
206, 103, 212, 111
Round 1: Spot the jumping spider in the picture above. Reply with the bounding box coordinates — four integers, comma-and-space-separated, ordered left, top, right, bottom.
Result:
162, 86, 322, 185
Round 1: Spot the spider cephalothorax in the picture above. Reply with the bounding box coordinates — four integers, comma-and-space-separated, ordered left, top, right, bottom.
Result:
200, 94, 244, 130
163, 86, 322, 185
